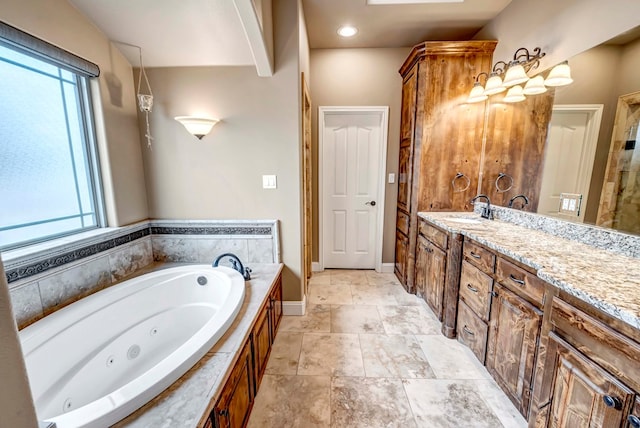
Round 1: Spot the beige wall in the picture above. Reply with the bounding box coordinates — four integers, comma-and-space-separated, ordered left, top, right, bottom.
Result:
553, 45, 622, 223
0, 0, 149, 227
0, 261, 38, 427
618, 37, 640, 96
474, 0, 640, 73
139, 0, 304, 301
309, 47, 411, 264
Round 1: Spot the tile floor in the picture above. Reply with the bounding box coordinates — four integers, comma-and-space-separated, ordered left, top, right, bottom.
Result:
247, 270, 528, 428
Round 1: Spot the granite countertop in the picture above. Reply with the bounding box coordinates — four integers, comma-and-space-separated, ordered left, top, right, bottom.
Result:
112, 262, 284, 428
418, 212, 640, 330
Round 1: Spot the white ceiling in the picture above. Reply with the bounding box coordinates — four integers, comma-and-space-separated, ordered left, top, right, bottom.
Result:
303, 0, 513, 49
69, 0, 513, 68
69, 0, 255, 67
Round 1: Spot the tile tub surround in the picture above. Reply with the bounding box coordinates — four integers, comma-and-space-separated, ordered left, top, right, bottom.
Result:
3, 219, 280, 328
473, 203, 640, 258
247, 270, 526, 428
419, 211, 640, 330
111, 263, 284, 428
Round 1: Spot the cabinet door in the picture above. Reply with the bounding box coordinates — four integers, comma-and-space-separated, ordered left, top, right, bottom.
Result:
397, 68, 417, 212
486, 283, 542, 417
395, 230, 408, 285
545, 332, 634, 428
253, 303, 271, 391
415, 235, 445, 320
269, 278, 282, 341
215, 341, 253, 428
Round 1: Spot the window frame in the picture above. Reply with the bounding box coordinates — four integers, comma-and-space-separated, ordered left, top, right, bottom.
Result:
0, 23, 105, 251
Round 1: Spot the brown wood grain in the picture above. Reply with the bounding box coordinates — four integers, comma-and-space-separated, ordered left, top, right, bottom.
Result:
481, 90, 555, 210
395, 41, 496, 291
459, 260, 493, 322
441, 232, 463, 338
496, 257, 546, 308
544, 333, 633, 428
462, 239, 496, 273
414, 234, 446, 320
456, 299, 489, 364
214, 340, 254, 428
486, 283, 542, 418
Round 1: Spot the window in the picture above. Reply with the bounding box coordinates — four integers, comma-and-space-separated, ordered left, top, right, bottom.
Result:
0, 25, 103, 250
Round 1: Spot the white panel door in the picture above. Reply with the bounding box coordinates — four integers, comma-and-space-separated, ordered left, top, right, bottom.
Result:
538, 108, 600, 221
322, 112, 382, 268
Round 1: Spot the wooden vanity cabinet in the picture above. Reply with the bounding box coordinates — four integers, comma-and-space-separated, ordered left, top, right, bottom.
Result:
486, 282, 542, 417
415, 218, 463, 337
394, 41, 496, 292
532, 296, 640, 428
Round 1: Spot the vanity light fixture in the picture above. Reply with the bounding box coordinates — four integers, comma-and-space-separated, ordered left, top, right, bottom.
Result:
544, 61, 573, 87
337, 26, 358, 37
174, 116, 219, 140
466, 46, 573, 103
503, 85, 526, 103
523, 75, 548, 95
466, 72, 488, 103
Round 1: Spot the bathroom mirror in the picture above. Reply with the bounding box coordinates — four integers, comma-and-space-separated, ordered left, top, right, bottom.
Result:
500, 25, 640, 236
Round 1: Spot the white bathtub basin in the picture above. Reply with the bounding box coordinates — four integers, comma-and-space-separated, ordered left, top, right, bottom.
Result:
20, 265, 245, 428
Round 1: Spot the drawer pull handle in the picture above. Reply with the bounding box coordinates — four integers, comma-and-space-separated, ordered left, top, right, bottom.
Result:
628, 415, 640, 428
470, 251, 481, 259
462, 325, 475, 336
466, 284, 478, 293
602, 395, 622, 410
509, 274, 525, 286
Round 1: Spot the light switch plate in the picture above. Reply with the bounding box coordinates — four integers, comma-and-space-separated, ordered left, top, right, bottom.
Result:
262, 175, 277, 189
559, 193, 582, 217
388, 173, 396, 184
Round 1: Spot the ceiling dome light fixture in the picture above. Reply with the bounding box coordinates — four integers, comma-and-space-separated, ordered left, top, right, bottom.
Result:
337, 26, 358, 37
175, 116, 219, 140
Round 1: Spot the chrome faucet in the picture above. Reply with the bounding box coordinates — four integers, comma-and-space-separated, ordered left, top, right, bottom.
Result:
212, 253, 252, 280
471, 194, 494, 219
508, 194, 530, 209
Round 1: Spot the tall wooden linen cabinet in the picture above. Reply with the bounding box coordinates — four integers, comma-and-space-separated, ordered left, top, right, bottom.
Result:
394, 41, 497, 292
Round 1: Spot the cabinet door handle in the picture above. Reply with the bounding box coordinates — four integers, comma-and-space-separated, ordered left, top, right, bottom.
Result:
462, 325, 475, 336
470, 251, 481, 259
509, 274, 525, 286
466, 283, 478, 293
602, 395, 622, 410
218, 409, 229, 417
628, 415, 640, 428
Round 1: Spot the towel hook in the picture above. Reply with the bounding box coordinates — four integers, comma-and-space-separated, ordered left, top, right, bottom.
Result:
495, 172, 514, 193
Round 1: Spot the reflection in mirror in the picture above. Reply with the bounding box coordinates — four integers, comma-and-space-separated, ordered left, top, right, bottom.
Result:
528, 26, 640, 236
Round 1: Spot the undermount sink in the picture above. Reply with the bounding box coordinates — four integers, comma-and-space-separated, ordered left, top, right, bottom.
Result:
443, 217, 483, 225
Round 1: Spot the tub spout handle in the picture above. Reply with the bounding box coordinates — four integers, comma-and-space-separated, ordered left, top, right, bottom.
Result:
212, 253, 251, 281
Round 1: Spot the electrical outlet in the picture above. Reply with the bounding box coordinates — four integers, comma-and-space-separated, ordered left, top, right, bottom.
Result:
262, 175, 277, 189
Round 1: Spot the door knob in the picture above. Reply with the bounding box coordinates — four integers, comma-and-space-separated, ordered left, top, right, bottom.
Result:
365, 201, 376, 206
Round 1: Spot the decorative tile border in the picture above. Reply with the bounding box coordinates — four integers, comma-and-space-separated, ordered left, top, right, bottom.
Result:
3, 219, 280, 284
149, 226, 272, 236
5, 228, 150, 283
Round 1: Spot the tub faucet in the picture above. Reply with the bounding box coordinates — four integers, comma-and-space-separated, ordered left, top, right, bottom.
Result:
212, 253, 252, 280
471, 194, 494, 220
508, 194, 530, 209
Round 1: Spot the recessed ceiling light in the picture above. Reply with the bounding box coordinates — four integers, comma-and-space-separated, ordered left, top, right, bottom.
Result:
337, 26, 358, 37
367, 0, 463, 4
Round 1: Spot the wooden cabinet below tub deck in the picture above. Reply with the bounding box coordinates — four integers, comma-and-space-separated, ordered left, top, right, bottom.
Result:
214, 340, 254, 428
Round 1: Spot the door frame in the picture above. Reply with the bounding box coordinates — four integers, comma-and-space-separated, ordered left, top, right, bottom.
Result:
544, 104, 603, 221
318, 106, 389, 272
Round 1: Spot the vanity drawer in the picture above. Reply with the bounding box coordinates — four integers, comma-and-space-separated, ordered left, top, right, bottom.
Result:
419, 220, 448, 249
496, 257, 545, 306
459, 260, 493, 322
397, 210, 410, 235
463, 240, 495, 273
457, 300, 488, 364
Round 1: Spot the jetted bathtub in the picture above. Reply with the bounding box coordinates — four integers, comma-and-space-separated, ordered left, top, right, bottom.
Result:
19, 265, 245, 428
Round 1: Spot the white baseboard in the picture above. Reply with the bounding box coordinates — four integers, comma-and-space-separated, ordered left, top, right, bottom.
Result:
282, 296, 306, 316
380, 263, 394, 273
312, 262, 323, 272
